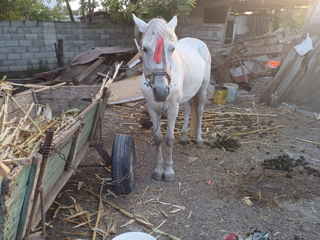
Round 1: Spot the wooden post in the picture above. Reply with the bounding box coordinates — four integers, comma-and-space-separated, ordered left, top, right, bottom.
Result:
54, 39, 64, 67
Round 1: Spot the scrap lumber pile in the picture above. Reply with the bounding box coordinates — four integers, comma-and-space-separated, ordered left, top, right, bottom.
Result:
212, 29, 300, 96
7, 46, 142, 92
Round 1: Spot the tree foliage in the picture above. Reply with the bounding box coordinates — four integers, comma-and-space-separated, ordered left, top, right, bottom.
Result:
0, 0, 65, 21
101, 0, 196, 22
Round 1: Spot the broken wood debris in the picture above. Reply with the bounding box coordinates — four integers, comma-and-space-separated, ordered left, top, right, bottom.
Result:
212, 29, 300, 97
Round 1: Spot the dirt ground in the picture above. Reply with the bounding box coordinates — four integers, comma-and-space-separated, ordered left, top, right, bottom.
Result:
45, 99, 320, 240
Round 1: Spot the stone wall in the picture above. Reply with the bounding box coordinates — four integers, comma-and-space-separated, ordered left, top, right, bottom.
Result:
0, 21, 134, 77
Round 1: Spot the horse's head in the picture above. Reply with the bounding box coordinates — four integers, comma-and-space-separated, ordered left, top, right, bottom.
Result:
133, 14, 178, 102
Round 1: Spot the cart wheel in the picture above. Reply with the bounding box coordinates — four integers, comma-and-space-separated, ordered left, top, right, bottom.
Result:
111, 134, 135, 194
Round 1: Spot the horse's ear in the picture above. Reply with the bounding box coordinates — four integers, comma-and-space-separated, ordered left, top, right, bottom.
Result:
167, 16, 177, 31
132, 14, 148, 33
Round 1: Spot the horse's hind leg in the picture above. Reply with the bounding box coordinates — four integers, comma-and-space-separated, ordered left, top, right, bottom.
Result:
195, 82, 209, 145
148, 105, 164, 181
164, 103, 179, 182
180, 102, 190, 145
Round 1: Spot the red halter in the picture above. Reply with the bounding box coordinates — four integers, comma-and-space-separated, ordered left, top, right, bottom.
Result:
153, 36, 164, 64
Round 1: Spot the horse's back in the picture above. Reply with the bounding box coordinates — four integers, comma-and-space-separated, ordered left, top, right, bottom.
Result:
173, 37, 211, 103
177, 37, 211, 62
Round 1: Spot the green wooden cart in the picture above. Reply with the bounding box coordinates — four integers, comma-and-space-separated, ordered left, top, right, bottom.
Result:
0, 84, 135, 240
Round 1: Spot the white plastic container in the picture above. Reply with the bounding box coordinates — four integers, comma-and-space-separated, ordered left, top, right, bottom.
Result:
223, 83, 238, 103
113, 232, 156, 240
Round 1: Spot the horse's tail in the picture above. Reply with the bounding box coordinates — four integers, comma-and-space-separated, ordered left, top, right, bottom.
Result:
190, 47, 211, 137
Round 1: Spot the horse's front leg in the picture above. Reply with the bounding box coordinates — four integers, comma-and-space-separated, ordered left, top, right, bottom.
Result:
164, 103, 179, 182
180, 102, 190, 145
148, 105, 164, 181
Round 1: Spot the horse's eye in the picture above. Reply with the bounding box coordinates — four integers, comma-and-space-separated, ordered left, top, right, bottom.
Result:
142, 47, 148, 53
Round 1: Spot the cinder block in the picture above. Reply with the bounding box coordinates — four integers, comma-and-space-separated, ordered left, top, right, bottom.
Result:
27, 46, 41, 52
21, 52, 34, 59
3, 27, 17, 34
0, 21, 10, 27
0, 47, 12, 54
12, 46, 27, 53
0, 54, 7, 60
12, 33, 25, 40
10, 21, 25, 27
0, 34, 11, 41
9, 65, 24, 71
100, 34, 110, 39
31, 27, 42, 34
7, 53, 21, 60
31, 39, 44, 47
17, 28, 31, 34
5, 41, 19, 47
19, 40, 32, 46
25, 21, 40, 27
25, 34, 38, 40
0, 66, 9, 72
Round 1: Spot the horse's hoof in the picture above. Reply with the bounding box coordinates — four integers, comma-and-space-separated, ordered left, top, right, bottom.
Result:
152, 170, 163, 181
163, 170, 175, 182
195, 139, 204, 145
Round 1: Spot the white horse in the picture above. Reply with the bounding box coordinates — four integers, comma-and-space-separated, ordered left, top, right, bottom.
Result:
133, 14, 211, 182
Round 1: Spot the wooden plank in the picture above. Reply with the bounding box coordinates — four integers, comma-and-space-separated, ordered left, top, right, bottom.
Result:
38, 99, 91, 116
89, 90, 110, 141
36, 85, 101, 100
75, 57, 106, 83
42, 141, 72, 195
108, 75, 143, 103
0, 158, 33, 240
77, 105, 98, 150
126, 51, 142, 67
31, 142, 90, 231
16, 155, 42, 240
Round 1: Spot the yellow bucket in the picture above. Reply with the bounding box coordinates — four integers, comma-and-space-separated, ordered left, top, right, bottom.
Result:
213, 86, 228, 105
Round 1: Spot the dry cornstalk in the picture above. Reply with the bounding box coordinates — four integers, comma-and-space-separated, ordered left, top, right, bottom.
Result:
9, 95, 41, 132
296, 138, 320, 147
95, 62, 122, 101
84, 188, 181, 240
9, 82, 48, 89
92, 184, 104, 240
61, 231, 91, 237
1, 95, 9, 134
232, 125, 284, 136
64, 211, 88, 221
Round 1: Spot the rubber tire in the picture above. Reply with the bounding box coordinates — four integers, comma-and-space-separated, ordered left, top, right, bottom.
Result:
111, 134, 135, 194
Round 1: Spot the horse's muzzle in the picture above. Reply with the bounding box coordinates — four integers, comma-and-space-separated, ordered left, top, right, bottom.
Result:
152, 75, 170, 102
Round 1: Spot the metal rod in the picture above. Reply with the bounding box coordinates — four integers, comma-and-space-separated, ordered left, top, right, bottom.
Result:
25, 129, 54, 238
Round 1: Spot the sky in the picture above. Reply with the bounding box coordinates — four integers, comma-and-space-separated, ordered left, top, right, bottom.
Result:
46, 0, 81, 10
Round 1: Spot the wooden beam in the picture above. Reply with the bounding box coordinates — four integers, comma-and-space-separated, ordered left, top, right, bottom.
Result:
75, 57, 106, 84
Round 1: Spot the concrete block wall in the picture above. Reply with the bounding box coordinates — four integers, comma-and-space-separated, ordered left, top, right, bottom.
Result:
177, 24, 225, 53
0, 21, 134, 77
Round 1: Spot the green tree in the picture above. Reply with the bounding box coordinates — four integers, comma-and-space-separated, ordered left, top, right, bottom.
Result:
79, 0, 100, 22
0, 0, 65, 21
101, 0, 196, 22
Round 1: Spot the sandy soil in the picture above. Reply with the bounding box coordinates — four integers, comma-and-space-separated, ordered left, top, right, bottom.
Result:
45, 100, 320, 240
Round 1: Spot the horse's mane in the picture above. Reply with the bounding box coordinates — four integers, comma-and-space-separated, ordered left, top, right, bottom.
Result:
142, 18, 178, 43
